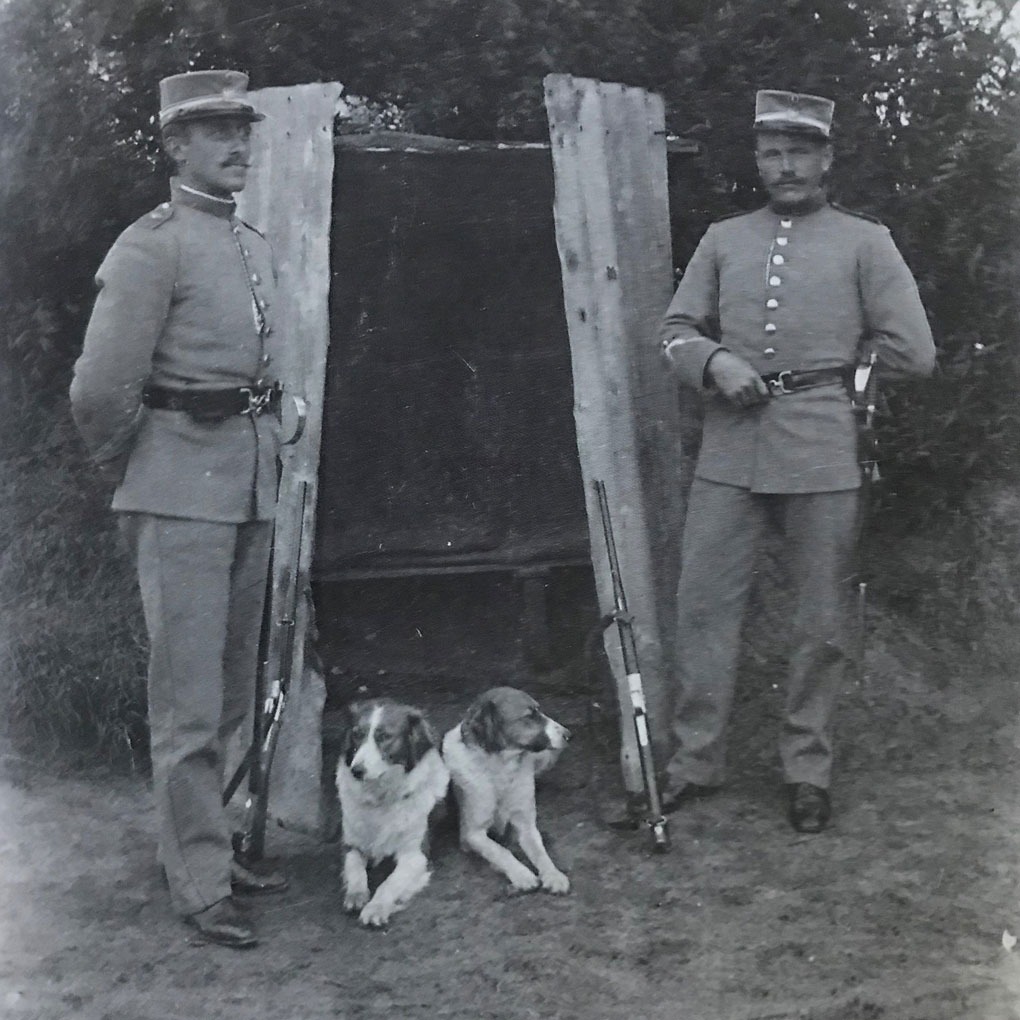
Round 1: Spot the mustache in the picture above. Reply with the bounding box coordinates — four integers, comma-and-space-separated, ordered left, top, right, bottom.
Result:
222, 160, 250, 168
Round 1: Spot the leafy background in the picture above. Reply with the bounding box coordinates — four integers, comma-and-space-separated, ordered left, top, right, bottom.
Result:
1, 0, 1019, 761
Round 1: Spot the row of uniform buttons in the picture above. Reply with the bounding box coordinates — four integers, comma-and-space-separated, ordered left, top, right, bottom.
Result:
232, 223, 272, 315
155, 204, 275, 372
232, 222, 274, 370
763, 218, 793, 358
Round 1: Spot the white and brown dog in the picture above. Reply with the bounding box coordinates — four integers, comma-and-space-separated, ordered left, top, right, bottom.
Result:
336, 699, 450, 927
442, 686, 571, 895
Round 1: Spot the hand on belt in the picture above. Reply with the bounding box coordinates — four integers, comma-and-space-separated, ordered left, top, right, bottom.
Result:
142, 382, 282, 422
761, 367, 850, 396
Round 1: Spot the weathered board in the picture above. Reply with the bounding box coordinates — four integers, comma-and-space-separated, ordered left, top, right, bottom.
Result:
544, 74, 684, 793
236, 82, 345, 834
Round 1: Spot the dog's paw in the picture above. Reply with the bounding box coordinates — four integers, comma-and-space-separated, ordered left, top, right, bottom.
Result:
358, 899, 393, 928
507, 868, 541, 894
540, 869, 570, 895
343, 886, 370, 913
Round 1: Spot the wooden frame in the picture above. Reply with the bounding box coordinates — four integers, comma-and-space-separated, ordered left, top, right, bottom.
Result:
233, 76, 686, 815
544, 74, 684, 793
236, 82, 345, 832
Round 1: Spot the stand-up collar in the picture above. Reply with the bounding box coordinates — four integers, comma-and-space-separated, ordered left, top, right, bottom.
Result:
170, 177, 237, 219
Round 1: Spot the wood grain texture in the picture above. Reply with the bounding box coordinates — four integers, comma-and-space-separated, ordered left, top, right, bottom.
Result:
237, 83, 344, 835
545, 74, 683, 792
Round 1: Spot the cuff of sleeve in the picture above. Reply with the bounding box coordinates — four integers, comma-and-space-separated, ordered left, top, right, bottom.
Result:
91, 406, 145, 464
663, 337, 726, 390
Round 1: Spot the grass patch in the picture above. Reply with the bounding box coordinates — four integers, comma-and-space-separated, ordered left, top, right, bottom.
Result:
2, 389, 1019, 773
0, 398, 148, 768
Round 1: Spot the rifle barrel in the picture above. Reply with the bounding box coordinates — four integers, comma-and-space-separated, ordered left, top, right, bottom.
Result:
591, 479, 670, 852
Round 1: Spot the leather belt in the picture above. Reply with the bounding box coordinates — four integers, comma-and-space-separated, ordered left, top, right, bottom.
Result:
760, 367, 850, 396
142, 382, 281, 422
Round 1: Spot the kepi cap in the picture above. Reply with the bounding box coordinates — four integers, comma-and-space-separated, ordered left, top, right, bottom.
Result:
159, 70, 264, 128
754, 90, 834, 139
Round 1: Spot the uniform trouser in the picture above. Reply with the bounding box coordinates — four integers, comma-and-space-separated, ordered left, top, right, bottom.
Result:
119, 513, 273, 917
665, 479, 858, 790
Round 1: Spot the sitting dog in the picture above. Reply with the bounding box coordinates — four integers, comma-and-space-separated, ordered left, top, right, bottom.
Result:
336, 699, 450, 927
442, 686, 570, 894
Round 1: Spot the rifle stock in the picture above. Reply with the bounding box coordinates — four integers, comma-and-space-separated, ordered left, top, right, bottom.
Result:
222, 560, 277, 807
232, 480, 309, 865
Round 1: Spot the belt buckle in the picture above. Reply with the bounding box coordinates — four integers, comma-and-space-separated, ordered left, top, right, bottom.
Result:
240, 386, 271, 416
767, 370, 794, 396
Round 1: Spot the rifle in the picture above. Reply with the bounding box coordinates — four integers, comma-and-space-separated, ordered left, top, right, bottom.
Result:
852, 352, 879, 688
223, 394, 309, 807
592, 479, 670, 853
221, 563, 276, 807
229, 479, 309, 865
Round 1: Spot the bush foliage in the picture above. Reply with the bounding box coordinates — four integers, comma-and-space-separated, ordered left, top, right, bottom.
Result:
2, 0, 1019, 499
1, 0, 1018, 759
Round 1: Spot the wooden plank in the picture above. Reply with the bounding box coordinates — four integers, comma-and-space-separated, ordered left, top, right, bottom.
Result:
236, 83, 345, 834
544, 74, 683, 794
599, 84, 684, 654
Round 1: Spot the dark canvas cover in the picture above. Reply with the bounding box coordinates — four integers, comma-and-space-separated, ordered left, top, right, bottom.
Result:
316, 142, 589, 576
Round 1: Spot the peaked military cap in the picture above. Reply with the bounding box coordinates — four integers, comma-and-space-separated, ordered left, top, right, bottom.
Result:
754, 90, 834, 139
159, 70, 265, 128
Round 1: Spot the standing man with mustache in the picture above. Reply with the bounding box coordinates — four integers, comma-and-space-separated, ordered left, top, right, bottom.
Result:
657, 90, 935, 832
71, 70, 288, 947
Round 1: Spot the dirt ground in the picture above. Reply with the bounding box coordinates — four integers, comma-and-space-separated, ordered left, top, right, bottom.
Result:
6, 573, 1020, 1020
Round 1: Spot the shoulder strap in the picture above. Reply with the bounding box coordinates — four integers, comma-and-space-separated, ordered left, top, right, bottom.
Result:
830, 202, 883, 225
137, 202, 175, 230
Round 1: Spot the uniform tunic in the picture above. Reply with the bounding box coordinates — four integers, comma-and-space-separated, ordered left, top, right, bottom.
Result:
70, 180, 283, 917
661, 203, 935, 492
660, 202, 935, 790
70, 179, 281, 520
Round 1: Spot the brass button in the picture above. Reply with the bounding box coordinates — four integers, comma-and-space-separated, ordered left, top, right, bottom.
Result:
251, 273, 261, 285
766, 298, 779, 309
772, 254, 785, 265
261, 354, 272, 366
765, 323, 777, 333
763, 347, 777, 358
780, 219, 793, 228
769, 275, 782, 286
777, 237, 789, 246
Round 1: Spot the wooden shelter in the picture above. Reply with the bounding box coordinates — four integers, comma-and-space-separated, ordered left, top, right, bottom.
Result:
238, 77, 694, 826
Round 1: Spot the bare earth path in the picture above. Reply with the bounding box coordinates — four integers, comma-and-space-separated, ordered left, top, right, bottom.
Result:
5, 652, 1020, 1020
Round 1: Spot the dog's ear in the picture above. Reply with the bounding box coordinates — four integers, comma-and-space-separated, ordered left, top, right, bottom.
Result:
338, 702, 361, 765
402, 711, 437, 771
462, 696, 504, 753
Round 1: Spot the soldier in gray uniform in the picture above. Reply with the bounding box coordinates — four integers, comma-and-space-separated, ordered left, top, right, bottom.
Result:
71, 70, 288, 947
659, 90, 935, 832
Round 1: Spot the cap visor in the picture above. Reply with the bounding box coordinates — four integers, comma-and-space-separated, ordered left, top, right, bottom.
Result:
162, 104, 265, 127
754, 120, 828, 138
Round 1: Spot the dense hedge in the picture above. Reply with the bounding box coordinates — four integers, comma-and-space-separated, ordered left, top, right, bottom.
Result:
2, 0, 1019, 513
1, 0, 1019, 759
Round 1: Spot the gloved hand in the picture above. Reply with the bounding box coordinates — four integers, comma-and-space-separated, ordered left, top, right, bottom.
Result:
705, 350, 769, 408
